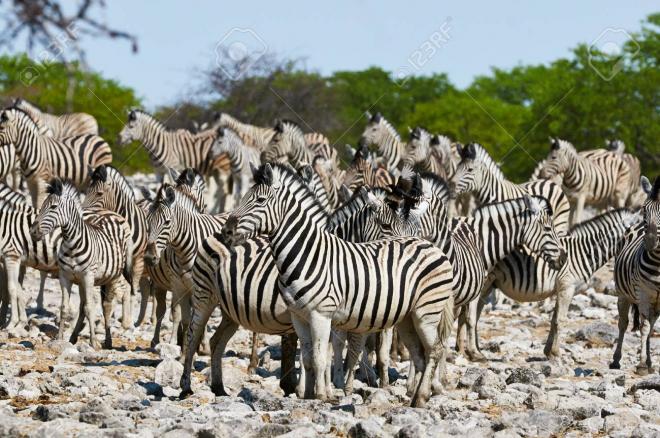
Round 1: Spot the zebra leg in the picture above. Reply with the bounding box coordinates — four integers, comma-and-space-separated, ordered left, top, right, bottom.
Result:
280, 332, 299, 396
544, 284, 575, 360
150, 288, 158, 326
135, 277, 151, 327
179, 294, 193, 348
248, 332, 259, 374
610, 296, 630, 369
466, 300, 486, 362
291, 314, 314, 399
377, 328, 393, 388
102, 281, 122, 349
309, 311, 332, 401
0, 273, 7, 328
36, 270, 48, 312
179, 300, 215, 398
5, 258, 25, 329
151, 287, 168, 348
169, 291, 183, 345
636, 302, 651, 375
331, 330, 347, 389
455, 306, 467, 355
209, 317, 239, 397
120, 277, 132, 331
344, 332, 366, 395
572, 195, 586, 226
397, 316, 426, 399
83, 276, 101, 350
58, 275, 74, 340
644, 308, 657, 372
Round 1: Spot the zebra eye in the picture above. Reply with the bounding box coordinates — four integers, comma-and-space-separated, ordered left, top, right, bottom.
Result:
256, 196, 267, 204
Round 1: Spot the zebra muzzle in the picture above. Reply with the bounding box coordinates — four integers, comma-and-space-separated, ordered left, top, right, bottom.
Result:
29, 224, 43, 241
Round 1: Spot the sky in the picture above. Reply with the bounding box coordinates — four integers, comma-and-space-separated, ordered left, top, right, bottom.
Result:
55, 0, 660, 108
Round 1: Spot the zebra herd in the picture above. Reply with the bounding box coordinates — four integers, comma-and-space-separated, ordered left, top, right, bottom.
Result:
0, 100, 658, 409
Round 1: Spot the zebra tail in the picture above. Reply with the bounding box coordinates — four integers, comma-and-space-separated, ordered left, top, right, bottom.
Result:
631, 304, 640, 332
437, 293, 455, 351
122, 240, 133, 288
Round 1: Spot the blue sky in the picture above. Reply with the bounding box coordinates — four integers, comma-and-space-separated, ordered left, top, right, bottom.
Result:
65, 1, 658, 108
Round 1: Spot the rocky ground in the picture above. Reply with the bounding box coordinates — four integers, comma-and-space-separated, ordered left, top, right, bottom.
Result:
1, 265, 660, 438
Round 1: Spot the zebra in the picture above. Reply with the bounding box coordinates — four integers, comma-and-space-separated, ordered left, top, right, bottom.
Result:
0, 107, 112, 209
0, 187, 63, 332
213, 112, 275, 150
341, 143, 395, 191
13, 98, 99, 138
29, 179, 132, 349
211, 127, 260, 205
610, 176, 660, 374
482, 208, 639, 360
221, 163, 455, 407
401, 127, 448, 177
452, 142, 571, 235
144, 182, 227, 347
538, 138, 632, 224
607, 139, 644, 207
0, 143, 21, 191
360, 112, 406, 171
261, 120, 337, 170
83, 165, 148, 330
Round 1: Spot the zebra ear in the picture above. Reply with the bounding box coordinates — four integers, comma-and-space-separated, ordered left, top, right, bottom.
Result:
128, 110, 137, 122
550, 138, 560, 150
641, 176, 652, 196
164, 186, 176, 206
47, 178, 63, 196
168, 167, 180, 182
410, 127, 421, 140
339, 184, 353, 202
213, 112, 221, 122
364, 110, 372, 120
522, 195, 542, 215
345, 144, 356, 159
299, 165, 314, 184
139, 186, 154, 202
274, 119, 284, 133
430, 135, 440, 146
0, 111, 9, 123
90, 165, 107, 183
216, 127, 225, 137
365, 190, 384, 210
250, 162, 260, 178
372, 112, 382, 123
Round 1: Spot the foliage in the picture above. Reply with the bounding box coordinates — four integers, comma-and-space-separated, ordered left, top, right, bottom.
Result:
0, 54, 147, 172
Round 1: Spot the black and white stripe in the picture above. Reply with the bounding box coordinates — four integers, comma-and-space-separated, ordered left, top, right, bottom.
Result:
212, 127, 260, 204
13, 98, 98, 138
0, 107, 112, 208
359, 112, 406, 171
222, 163, 455, 407
30, 179, 132, 349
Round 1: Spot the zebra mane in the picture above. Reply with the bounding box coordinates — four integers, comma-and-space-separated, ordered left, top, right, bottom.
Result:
459, 142, 505, 181
258, 163, 329, 217
410, 126, 431, 140
474, 195, 552, 218
328, 186, 370, 229
374, 115, 401, 141
569, 208, 639, 237
551, 138, 575, 152
94, 165, 136, 201
130, 109, 187, 134
46, 178, 78, 198
431, 134, 452, 149
419, 172, 450, 202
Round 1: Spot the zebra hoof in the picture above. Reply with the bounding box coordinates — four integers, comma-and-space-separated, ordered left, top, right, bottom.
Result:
609, 362, 621, 370
635, 365, 649, 376
211, 386, 229, 397
179, 388, 193, 399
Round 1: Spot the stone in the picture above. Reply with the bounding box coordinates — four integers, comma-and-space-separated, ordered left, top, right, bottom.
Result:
472, 369, 505, 399
395, 424, 425, 438
634, 389, 660, 412
574, 322, 617, 346
348, 419, 386, 438
457, 367, 486, 389
78, 399, 114, 426
154, 358, 184, 389
155, 343, 181, 360
629, 375, 660, 393
505, 367, 543, 387
496, 410, 572, 437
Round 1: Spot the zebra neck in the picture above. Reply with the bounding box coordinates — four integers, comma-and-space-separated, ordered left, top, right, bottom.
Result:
473, 204, 527, 271
140, 120, 177, 166
14, 123, 44, 175
377, 133, 403, 170
562, 152, 588, 189
60, 206, 88, 246
569, 225, 632, 277
476, 171, 516, 204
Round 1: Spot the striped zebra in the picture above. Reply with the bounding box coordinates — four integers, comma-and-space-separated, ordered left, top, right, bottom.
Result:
391, 174, 566, 367
0, 143, 21, 190
0, 107, 112, 208
261, 120, 337, 169
211, 127, 260, 204
483, 208, 639, 360
144, 182, 228, 346
341, 143, 395, 191
221, 163, 455, 407
452, 142, 571, 235
0, 186, 62, 331
402, 128, 448, 177
610, 176, 660, 373
539, 138, 632, 224
360, 112, 406, 171
84, 165, 149, 330
13, 98, 98, 138
29, 179, 132, 349
607, 139, 644, 207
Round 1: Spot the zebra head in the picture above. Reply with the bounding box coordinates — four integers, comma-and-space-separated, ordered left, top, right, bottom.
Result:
145, 184, 176, 266
402, 127, 433, 168
451, 143, 484, 197
359, 112, 398, 151
363, 188, 415, 239
174, 168, 207, 212
641, 176, 660, 251
118, 110, 144, 145
0, 107, 34, 144
30, 178, 78, 240
517, 195, 567, 269
261, 120, 305, 164
607, 139, 626, 155
83, 165, 127, 210
539, 138, 574, 179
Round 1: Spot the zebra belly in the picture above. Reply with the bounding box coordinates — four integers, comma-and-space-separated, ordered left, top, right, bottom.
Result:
492, 251, 559, 302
